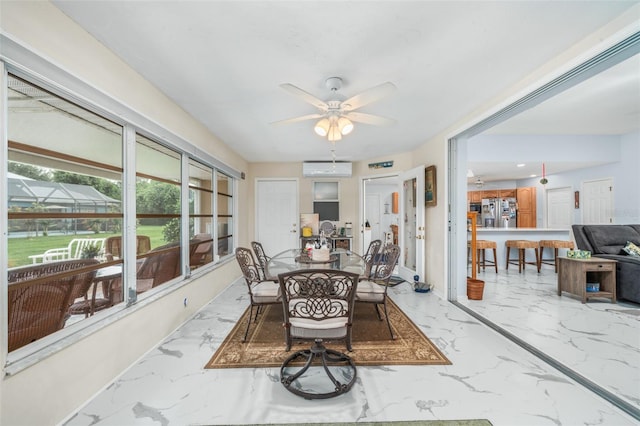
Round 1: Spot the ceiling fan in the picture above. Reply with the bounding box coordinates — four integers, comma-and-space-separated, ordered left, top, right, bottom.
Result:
273, 77, 396, 142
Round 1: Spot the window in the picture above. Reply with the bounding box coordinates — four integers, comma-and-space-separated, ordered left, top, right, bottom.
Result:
7, 74, 124, 351
313, 181, 339, 221
4, 71, 237, 355
189, 159, 214, 269
134, 134, 183, 294
216, 173, 233, 257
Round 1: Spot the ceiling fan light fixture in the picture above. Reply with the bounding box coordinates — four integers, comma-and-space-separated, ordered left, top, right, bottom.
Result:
327, 125, 342, 142
338, 116, 354, 135
314, 118, 330, 136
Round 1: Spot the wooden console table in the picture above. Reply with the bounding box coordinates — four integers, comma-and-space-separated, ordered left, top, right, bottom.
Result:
557, 257, 617, 303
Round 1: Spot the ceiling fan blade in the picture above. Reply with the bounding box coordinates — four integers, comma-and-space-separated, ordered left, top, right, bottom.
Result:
344, 112, 396, 126
270, 113, 324, 125
341, 82, 396, 111
279, 83, 329, 111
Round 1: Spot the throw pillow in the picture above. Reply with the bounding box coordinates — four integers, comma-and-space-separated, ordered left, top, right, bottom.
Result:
622, 241, 640, 257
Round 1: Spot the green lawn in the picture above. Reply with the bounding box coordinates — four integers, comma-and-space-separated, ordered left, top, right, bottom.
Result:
8, 225, 167, 268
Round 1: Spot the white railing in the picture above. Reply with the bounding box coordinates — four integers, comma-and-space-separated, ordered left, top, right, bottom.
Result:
29, 238, 106, 264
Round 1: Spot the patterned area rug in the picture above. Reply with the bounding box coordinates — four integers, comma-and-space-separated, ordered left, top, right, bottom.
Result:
205, 299, 450, 369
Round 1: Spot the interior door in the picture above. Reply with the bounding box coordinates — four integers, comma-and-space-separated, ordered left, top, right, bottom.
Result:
256, 179, 299, 255
399, 166, 425, 282
547, 187, 573, 228
582, 178, 613, 224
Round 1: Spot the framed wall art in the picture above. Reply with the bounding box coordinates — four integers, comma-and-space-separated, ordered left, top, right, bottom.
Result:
425, 165, 437, 207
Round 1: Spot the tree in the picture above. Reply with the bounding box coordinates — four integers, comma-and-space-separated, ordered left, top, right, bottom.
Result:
136, 180, 180, 225
8, 162, 52, 181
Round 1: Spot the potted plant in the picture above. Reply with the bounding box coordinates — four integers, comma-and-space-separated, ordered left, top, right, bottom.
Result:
81, 243, 102, 259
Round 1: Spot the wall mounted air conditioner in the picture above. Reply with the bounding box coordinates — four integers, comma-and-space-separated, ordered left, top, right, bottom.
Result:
302, 161, 352, 178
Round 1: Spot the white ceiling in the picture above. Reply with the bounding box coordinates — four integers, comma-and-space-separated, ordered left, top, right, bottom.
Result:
52, 1, 638, 176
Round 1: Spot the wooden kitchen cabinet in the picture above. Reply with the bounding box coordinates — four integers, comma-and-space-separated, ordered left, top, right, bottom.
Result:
499, 189, 516, 198
516, 186, 537, 228
468, 191, 482, 203
469, 188, 517, 202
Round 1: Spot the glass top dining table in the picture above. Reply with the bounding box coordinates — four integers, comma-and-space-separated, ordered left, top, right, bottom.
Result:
265, 248, 365, 279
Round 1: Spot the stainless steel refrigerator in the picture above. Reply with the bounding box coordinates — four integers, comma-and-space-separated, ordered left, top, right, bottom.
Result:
481, 198, 517, 228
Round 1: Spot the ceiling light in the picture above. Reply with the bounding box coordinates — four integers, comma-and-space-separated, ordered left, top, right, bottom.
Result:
337, 117, 354, 135
314, 118, 330, 136
316, 115, 353, 142
327, 125, 342, 142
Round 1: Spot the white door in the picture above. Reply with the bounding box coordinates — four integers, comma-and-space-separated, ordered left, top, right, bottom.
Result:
547, 187, 573, 229
582, 178, 613, 224
399, 166, 425, 282
256, 179, 299, 255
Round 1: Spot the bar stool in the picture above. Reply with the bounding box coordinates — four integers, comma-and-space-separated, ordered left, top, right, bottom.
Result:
539, 240, 575, 272
505, 240, 540, 273
467, 240, 498, 273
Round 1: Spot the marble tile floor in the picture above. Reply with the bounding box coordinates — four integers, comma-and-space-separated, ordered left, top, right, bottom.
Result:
63, 274, 639, 426
460, 266, 640, 415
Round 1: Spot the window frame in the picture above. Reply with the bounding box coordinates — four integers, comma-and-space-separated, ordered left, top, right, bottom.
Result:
1, 46, 240, 368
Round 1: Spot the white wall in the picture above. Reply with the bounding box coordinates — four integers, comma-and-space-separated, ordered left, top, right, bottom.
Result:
248, 152, 415, 254
514, 131, 639, 225
468, 133, 622, 163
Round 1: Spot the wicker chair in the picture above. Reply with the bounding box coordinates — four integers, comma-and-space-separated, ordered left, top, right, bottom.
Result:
104, 235, 151, 261
279, 269, 359, 351
190, 234, 213, 269
355, 244, 401, 339
8, 258, 99, 352
235, 247, 281, 341
135, 243, 182, 294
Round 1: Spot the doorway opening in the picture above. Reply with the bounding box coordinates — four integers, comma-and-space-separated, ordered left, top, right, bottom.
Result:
361, 174, 400, 254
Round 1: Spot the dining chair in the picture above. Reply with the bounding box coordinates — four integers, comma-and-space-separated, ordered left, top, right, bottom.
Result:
278, 269, 359, 351
235, 247, 281, 342
355, 244, 401, 339
361, 239, 382, 280
250, 241, 274, 281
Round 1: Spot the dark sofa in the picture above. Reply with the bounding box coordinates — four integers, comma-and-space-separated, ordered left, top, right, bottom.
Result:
572, 224, 640, 304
